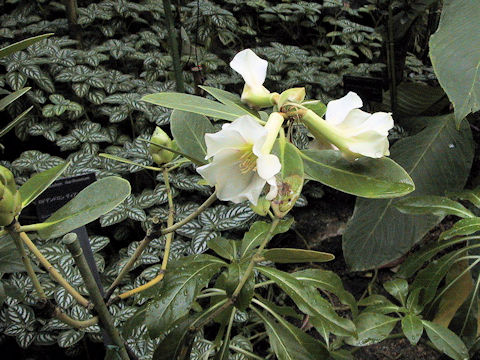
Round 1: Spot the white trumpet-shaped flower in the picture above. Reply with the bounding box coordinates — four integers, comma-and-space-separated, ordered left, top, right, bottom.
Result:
230, 49, 276, 107
303, 92, 394, 159
197, 115, 283, 205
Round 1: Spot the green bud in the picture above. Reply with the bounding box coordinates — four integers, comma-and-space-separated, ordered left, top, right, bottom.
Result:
241, 84, 278, 108
0, 165, 21, 226
249, 197, 271, 216
271, 175, 303, 218
149, 127, 174, 165
277, 87, 306, 108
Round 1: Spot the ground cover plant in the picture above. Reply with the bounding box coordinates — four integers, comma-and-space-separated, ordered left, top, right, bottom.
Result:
0, 0, 479, 359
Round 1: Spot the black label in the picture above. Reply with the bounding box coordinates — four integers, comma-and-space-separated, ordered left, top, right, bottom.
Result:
35, 173, 96, 221
343, 75, 384, 102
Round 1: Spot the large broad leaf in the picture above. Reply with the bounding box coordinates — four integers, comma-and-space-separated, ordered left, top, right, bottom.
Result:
0, 234, 25, 273
343, 115, 474, 270
345, 312, 398, 346
257, 266, 355, 336
199, 86, 261, 120
429, 0, 480, 127
170, 109, 214, 162
143, 92, 248, 121
254, 310, 329, 360
395, 196, 474, 218
146, 255, 225, 338
423, 320, 469, 360
239, 218, 293, 258
301, 149, 414, 199
19, 161, 70, 208
0, 33, 53, 59
37, 177, 131, 239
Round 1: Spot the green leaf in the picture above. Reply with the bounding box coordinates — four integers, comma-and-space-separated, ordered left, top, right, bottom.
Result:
395, 196, 474, 219
222, 262, 254, 311
146, 255, 225, 338
170, 110, 214, 162
301, 149, 414, 199
429, 0, 480, 126
257, 266, 355, 336
0, 234, 25, 273
448, 187, 480, 208
19, 162, 70, 208
239, 218, 293, 258
143, 92, 248, 121
207, 237, 237, 261
57, 329, 84, 348
0, 33, 53, 59
440, 217, 480, 240
99, 153, 163, 171
152, 299, 230, 360
343, 114, 474, 270
0, 106, 32, 138
263, 248, 334, 263
293, 269, 358, 317
254, 310, 328, 360
302, 100, 326, 118
383, 279, 409, 306
401, 314, 423, 345
345, 312, 398, 346
37, 177, 131, 239
199, 86, 261, 120
0, 87, 31, 111
422, 320, 469, 360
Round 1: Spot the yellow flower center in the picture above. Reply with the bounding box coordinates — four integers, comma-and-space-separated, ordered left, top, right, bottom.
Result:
238, 145, 257, 174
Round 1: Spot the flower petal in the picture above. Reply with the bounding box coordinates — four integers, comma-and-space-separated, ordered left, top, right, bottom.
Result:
204, 128, 246, 159
228, 115, 267, 145
347, 132, 390, 158
197, 150, 241, 184
265, 176, 278, 200
230, 49, 268, 89
256, 154, 281, 181
325, 91, 363, 125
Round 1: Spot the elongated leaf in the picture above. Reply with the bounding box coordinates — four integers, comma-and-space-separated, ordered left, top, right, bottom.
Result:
207, 237, 237, 261
343, 115, 474, 270
153, 299, 230, 360
19, 162, 70, 208
395, 196, 474, 218
0, 33, 53, 59
257, 266, 355, 336
293, 269, 358, 317
99, 153, 163, 171
199, 86, 261, 120
146, 255, 225, 338
423, 320, 469, 360
239, 218, 293, 258
170, 110, 214, 162
143, 92, 247, 121
429, 0, 480, 126
139, 138, 205, 165
222, 262, 254, 311
440, 218, 480, 240
0, 106, 32, 138
301, 149, 414, 199
263, 248, 334, 263
0, 87, 31, 111
345, 312, 398, 346
401, 314, 423, 345
37, 177, 131, 239
254, 310, 327, 360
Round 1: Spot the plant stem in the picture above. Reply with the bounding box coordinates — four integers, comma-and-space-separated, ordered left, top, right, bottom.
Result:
63, 233, 129, 360
63, 0, 82, 46
19, 229, 90, 308
161, 168, 175, 271
231, 218, 280, 301
160, 191, 217, 236
54, 307, 98, 328
7, 222, 47, 301
229, 345, 264, 360
162, 0, 185, 92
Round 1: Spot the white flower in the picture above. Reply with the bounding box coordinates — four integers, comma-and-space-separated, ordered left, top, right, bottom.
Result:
197, 115, 282, 205
303, 92, 394, 159
230, 49, 275, 107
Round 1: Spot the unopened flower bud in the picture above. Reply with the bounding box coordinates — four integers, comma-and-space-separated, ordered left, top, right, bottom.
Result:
0, 165, 21, 226
249, 197, 271, 216
149, 127, 174, 165
278, 87, 306, 108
